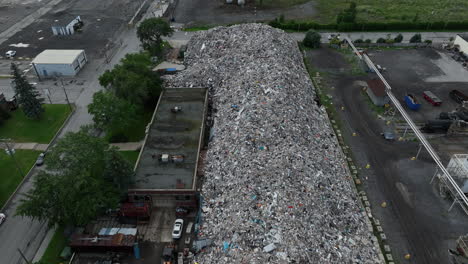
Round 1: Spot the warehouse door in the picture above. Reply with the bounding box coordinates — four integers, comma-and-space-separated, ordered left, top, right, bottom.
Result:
42, 70, 47, 76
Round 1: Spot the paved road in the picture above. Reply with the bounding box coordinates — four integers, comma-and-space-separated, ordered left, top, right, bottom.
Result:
0, 8, 147, 264
167, 29, 463, 45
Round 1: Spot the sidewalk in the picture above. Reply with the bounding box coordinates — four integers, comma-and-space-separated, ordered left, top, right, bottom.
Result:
2, 141, 143, 151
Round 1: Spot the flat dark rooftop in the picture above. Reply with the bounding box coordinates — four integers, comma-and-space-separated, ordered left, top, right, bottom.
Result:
132, 88, 207, 190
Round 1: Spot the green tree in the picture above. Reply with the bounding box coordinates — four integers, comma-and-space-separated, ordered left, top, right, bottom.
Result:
17, 170, 119, 227
410, 33, 422, 43
11, 63, 44, 119
303, 30, 321, 48
137, 18, 173, 55
104, 149, 135, 195
17, 128, 134, 226
394, 34, 403, 43
88, 91, 137, 133
99, 53, 162, 106
376, 38, 386, 43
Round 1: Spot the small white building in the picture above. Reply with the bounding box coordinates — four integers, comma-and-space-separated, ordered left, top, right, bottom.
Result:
32, 49, 87, 78
454, 34, 468, 56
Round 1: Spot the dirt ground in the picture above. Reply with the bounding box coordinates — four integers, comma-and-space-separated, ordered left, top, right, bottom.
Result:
369, 48, 468, 123
173, 0, 316, 25
306, 46, 468, 264
0, 0, 145, 59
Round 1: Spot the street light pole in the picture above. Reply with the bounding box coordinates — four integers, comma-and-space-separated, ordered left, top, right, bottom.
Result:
59, 78, 73, 111
1, 138, 24, 177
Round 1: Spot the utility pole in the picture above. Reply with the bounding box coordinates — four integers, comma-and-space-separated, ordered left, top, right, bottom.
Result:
59, 78, 72, 111
1, 138, 24, 177
17, 248, 32, 264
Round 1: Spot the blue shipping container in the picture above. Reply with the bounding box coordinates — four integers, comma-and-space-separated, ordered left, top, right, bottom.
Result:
404, 94, 421, 111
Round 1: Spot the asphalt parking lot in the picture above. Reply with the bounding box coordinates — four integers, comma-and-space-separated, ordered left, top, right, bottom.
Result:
173, 0, 316, 25
0, 0, 145, 59
306, 46, 468, 264
369, 48, 468, 123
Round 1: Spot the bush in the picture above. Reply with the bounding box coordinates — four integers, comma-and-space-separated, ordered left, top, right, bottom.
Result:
303, 30, 321, 48
376, 38, 386, 43
424, 39, 433, 44
394, 34, 403, 43
365, 39, 372, 43
410, 33, 422, 43
354, 39, 364, 43
385, 38, 395, 44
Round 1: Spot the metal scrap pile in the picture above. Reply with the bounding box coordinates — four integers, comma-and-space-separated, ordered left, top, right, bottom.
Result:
165, 24, 381, 263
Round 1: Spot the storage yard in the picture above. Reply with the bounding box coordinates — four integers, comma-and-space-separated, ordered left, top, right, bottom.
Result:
305, 45, 468, 264
0, 0, 145, 59
165, 24, 381, 263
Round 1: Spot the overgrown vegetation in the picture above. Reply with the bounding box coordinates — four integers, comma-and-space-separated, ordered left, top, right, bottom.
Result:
315, 0, 468, 24
269, 0, 468, 32
96, 52, 161, 142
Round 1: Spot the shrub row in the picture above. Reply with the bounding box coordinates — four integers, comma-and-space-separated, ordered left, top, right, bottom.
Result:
269, 19, 468, 32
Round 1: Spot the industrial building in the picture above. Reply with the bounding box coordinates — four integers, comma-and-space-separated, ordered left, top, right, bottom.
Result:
32, 49, 87, 78
129, 88, 208, 209
365, 78, 390, 106
454, 34, 468, 56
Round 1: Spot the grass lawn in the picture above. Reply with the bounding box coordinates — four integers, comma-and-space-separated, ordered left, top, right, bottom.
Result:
0, 104, 71, 143
314, 0, 468, 23
40, 226, 68, 264
106, 111, 153, 143
119, 151, 140, 166
0, 150, 40, 207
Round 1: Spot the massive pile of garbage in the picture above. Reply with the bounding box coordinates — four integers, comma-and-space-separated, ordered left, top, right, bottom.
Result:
165, 24, 381, 263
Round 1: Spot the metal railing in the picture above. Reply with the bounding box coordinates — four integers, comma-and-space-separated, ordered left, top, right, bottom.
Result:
345, 37, 468, 214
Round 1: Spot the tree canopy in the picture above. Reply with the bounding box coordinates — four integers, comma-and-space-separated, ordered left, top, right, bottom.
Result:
303, 30, 321, 48
98, 52, 162, 106
17, 127, 134, 226
11, 63, 44, 119
137, 18, 173, 55
87, 90, 137, 133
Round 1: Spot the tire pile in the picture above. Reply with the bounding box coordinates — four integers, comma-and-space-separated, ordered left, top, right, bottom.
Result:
165, 24, 381, 263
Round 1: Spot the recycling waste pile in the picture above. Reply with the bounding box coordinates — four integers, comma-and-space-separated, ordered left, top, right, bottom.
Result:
165, 24, 381, 263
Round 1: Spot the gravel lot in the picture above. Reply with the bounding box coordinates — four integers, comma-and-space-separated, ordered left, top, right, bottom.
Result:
0, 0, 145, 59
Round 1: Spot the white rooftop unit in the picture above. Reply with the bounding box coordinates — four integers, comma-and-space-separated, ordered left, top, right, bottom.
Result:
31, 49, 87, 78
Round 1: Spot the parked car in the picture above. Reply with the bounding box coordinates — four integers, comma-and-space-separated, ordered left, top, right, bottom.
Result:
172, 219, 184, 239
36, 152, 46, 166
422, 91, 442, 106
449, 90, 468, 104
5, 50, 16, 58
381, 131, 395, 141
0, 213, 6, 225
175, 207, 189, 217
